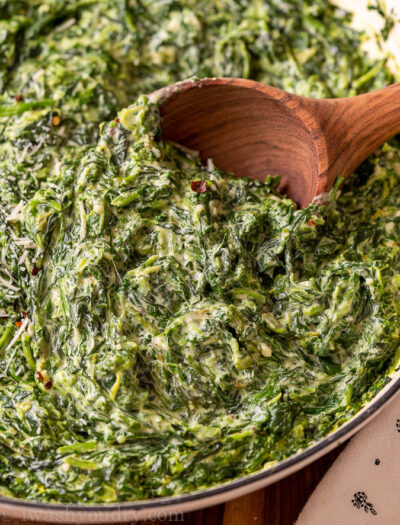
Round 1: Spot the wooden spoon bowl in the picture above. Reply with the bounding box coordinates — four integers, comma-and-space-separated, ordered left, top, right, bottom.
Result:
155, 78, 400, 207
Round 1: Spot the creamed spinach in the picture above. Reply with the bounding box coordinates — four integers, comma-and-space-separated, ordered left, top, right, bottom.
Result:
0, 0, 399, 503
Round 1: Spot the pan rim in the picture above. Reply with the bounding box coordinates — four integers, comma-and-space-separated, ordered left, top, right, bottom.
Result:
0, 371, 398, 515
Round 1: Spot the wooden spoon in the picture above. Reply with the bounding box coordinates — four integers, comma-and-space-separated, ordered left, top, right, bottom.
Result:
155, 78, 400, 208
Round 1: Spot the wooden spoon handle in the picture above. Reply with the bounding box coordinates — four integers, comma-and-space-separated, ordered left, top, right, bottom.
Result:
315, 83, 400, 191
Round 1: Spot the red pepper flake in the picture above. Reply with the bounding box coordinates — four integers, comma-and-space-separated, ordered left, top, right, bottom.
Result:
307, 219, 316, 227
14, 94, 23, 102
114, 117, 120, 123
15, 321, 22, 328
31, 263, 41, 276
52, 115, 61, 127
191, 180, 207, 194
37, 371, 52, 389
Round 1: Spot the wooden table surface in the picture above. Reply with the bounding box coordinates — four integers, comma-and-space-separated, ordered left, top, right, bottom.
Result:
0, 444, 345, 525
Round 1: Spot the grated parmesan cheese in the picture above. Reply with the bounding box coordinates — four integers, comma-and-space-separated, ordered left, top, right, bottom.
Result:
14, 238, 37, 249
6, 200, 24, 222
4, 317, 30, 374
0, 276, 19, 292
18, 251, 28, 265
